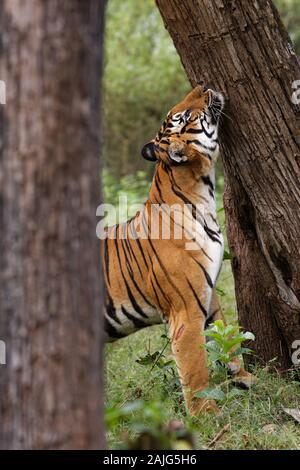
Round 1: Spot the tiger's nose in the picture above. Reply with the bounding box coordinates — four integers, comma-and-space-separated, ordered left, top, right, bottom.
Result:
197, 81, 212, 92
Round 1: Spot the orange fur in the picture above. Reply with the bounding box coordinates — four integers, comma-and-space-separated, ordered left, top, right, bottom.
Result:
102, 86, 253, 415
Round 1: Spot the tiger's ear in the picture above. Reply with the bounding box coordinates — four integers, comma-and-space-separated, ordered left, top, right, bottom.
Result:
141, 141, 157, 162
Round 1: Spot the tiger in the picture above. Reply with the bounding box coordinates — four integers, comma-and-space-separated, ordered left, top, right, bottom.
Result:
101, 85, 255, 415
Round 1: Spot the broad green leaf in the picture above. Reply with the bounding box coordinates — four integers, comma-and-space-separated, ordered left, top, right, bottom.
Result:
243, 331, 255, 341
203, 331, 223, 341
194, 388, 226, 402
224, 325, 239, 336
214, 319, 226, 332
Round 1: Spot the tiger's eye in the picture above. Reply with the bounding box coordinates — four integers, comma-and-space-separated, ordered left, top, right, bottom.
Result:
173, 112, 181, 120
184, 109, 191, 120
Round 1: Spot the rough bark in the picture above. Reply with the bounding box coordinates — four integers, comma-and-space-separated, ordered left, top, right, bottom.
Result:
0, 0, 106, 449
156, 0, 300, 369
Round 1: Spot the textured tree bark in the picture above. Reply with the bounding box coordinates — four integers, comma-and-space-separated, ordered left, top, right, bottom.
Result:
156, 0, 300, 369
0, 0, 106, 449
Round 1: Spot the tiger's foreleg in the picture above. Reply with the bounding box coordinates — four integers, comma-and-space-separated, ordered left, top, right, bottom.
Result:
209, 290, 257, 388
169, 308, 219, 416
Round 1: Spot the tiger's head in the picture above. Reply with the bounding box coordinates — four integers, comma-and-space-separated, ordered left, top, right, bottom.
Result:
141, 85, 224, 173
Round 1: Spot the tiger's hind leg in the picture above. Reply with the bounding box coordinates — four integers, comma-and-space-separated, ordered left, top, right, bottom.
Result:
208, 289, 257, 389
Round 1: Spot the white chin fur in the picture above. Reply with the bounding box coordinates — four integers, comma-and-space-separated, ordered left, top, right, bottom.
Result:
215, 91, 225, 108
209, 90, 224, 107
212, 144, 220, 162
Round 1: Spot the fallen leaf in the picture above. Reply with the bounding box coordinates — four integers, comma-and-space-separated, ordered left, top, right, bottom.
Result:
283, 408, 300, 424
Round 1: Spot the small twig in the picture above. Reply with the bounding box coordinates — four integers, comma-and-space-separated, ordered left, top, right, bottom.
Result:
149, 338, 170, 373
207, 424, 230, 449
117, 337, 171, 408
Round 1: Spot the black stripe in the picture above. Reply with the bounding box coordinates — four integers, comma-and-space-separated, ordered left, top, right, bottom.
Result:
193, 259, 213, 288
198, 141, 217, 152
151, 269, 170, 308
205, 308, 221, 329
186, 139, 202, 145
186, 279, 208, 317
141, 211, 149, 237
156, 167, 162, 185
123, 227, 133, 262
106, 293, 122, 325
185, 127, 203, 134
136, 238, 149, 269
180, 122, 189, 134
150, 278, 164, 312
204, 224, 222, 244
201, 175, 214, 191
162, 165, 221, 246
125, 231, 144, 278
200, 122, 215, 139
121, 306, 147, 329
130, 222, 149, 270
114, 227, 149, 318
166, 122, 175, 128
154, 175, 165, 203
105, 318, 126, 339
123, 276, 149, 319
148, 237, 187, 309
121, 237, 134, 276
201, 247, 214, 262
120, 235, 154, 308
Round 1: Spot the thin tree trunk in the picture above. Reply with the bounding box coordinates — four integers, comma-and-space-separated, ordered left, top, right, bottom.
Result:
156, 0, 300, 369
0, 0, 106, 449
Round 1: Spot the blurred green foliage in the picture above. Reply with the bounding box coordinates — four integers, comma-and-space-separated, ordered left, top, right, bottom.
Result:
103, 0, 300, 182
103, 169, 149, 226
103, 169, 149, 208
275, 0, 300, 53
103, 0, 189, 178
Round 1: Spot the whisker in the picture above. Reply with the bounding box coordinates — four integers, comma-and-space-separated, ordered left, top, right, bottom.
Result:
219, 110, 233, 123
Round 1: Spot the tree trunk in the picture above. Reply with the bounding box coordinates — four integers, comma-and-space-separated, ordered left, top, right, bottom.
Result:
0, 0, 106, 449
156, 0, 300, 369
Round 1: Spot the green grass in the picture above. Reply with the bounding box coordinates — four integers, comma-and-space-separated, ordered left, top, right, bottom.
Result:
104, 175, 300, 450
105, 325, 300, 450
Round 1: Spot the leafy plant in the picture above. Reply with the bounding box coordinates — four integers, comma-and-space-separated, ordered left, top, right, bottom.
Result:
203, 319, 255, 369
135, 334, 181, 397
195, 320, 255, 404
